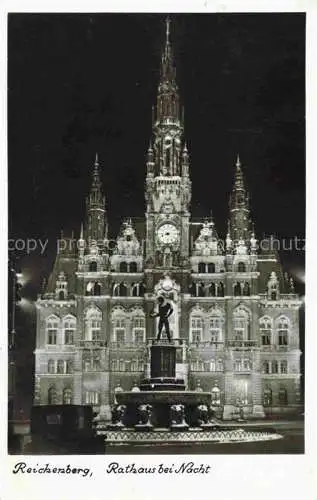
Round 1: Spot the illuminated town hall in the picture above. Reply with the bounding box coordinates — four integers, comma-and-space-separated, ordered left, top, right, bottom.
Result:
34, 20, 302, 420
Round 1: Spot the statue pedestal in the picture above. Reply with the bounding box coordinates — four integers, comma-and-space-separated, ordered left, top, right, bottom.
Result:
150, 344, 176, 379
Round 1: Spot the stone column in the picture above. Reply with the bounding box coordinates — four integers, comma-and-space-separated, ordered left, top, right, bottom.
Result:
251, 349, 265, 418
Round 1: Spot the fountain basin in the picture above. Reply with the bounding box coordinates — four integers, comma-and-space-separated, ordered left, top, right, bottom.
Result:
116, 391, 211, 406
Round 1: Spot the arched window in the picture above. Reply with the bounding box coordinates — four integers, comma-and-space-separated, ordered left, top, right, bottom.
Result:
93, 282, 101, 296
190, 315, 203, 343
48, 386, 57, 405
119, 262, 128, 273
198, 262, 206, 274
58, 290, 65, 300
131, 283, 139, 297
263, 387, 272, 406
211, 386, 221, 405
119, 282, 128, 297
216, 358, 223, 371
208, 310, 223, 342
139, 283, 145, 296
132, 316, 145, 344
209, 283, 216, 297
57, 360, 64, 374
48, 359, 55, 374
46, 315, 59, 345
63, 315, 76, 345
277, 317, 289, 346
259, 317, 272, 346
233, 307, 250, 341
89, 261, 97, 272
243, 282, 250, 296
262, 361, 270, 374
278, 387, 288, 405
63, 388, 72, 405
66, 360, 73, 373
272, 360, 278, 374
130, 262, 137, 273
237, 262, 246, 272
113, 317, 126, 344
208, 263, 215, 273
234, 282, 242, 296
113, 283, 120, 297
217, 282, 224, 297
111, 359, 118, 371
189, 283, 196, 296
198, 282, 205, 297
84, 307, 102, 341
280, 360, 288, 374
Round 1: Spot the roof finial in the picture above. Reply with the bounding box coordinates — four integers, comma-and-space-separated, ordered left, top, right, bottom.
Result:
166, 16, 171, 45
236, 153, 241, 168
95, 152, 99, 166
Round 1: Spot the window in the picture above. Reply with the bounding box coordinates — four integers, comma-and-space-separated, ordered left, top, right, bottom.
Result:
131, 283, 139, 297
234, 282, 242, 296
130, 262, 137, 273
46, 316, 59, 345
190, 316, 203, 343
84, 307, 102, 341
278, 387, 288, 405
89, 261, 97, 272
209, 283, 216, 296
197, 282, 205, 297
234, 359, 242, 371
233, 308, 250, 341
277, 317, 289, 346
280, 360, 288, 374
48, 359, 55, 374
272, 360, 278, 374
84, 391, 100, 405
119, 359, 125, 371
263, 387, 272, 406
119, 262, 128, 273
216, 359, 223, 371
211, 386, 221, 405
131, 359, 138, 372
114, 318, 126, 344
262, 361, 270, 374
243, 282, 250, 296
111, 359, 118, 371
217, 282, 224, 297
63, 316, 76, 345
66, 360, 73, 373
208, 263, 215, 273
209, 315, 222, 342
198, 262, 206, 273
210, 359, 216, 371
63, 388, 72, 405
243, 359, 252, 371
260, 317, 272, 346
133, 317, 145, 344
48, 386, 57, 405
57, 360, 64, 374
237, 262, 246, 272
119, 283, 128, 296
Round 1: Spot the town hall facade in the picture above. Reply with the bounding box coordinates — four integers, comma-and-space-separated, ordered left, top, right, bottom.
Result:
34, 20, 302, 420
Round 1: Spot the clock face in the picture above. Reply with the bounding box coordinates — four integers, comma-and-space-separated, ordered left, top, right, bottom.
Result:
157, 224, 179, 245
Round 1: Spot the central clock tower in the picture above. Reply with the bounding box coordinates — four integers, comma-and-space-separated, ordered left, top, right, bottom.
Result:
145, 19, 191, 271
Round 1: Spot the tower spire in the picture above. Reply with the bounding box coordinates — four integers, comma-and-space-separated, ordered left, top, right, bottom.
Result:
86, 154, 107, 242
228, 155, 252, 242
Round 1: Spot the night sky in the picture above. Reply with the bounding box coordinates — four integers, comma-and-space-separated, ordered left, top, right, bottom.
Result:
8, 14, 305, 415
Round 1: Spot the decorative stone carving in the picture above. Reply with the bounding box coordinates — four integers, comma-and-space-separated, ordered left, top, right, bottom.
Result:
170, 404, 188, 429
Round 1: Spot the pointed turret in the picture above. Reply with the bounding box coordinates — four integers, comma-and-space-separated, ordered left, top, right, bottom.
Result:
228, 154, 252, 243
86, 153, 107, 242
151, 17, 183, 177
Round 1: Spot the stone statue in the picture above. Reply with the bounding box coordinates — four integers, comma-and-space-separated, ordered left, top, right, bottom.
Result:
170, 404, 188, 428
111, 404, 126, 427
151, 296, 173, 342
137, 404, 153, 427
